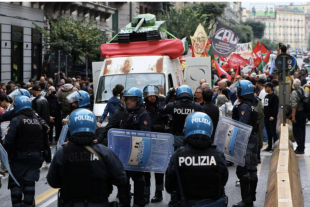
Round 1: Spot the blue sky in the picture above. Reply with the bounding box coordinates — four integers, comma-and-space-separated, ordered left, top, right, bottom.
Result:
241, 2, 307, 9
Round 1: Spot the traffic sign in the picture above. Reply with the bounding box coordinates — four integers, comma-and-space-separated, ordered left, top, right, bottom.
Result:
275, 54, 294, 71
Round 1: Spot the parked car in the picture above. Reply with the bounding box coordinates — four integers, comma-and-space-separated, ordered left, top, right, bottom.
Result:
297, 54, 303, 58
303, 56, 310, 63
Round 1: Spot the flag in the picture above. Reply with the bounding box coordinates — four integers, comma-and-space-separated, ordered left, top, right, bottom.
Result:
227, 54, 249, 69
234, 66, 240, 82
221, 64, 230, 72
258, 50, 271, 72
220, 56, 228, 62
261, 43, 269, 54
214, 60, 231, 81
210, 21, 240, 57
253, 41, 262, 67
269, 57, 275, 74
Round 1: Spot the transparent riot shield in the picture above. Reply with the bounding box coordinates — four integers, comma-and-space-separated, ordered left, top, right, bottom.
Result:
57, 115, 70, 151
213, 117, 252, 167
108, 128, 174, 173
0, 143, 20, 186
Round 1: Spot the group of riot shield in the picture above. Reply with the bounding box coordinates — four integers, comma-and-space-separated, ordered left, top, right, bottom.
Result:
0, 116, 251, 187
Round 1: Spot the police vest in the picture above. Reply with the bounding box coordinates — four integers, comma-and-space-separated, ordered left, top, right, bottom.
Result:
120, 107, 145, 130
232, 100, 258, 132
145, 105, 165, 133
176, 146, 223, 200
15, 114, 45, 152
61, 144, 109, 202
172, 101, 195, 135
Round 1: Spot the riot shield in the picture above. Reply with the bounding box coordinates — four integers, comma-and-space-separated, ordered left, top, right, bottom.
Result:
0, 143, 20, 186
57, 115, 70, 151
213, 117, 252, 167
108, 128, 174, 173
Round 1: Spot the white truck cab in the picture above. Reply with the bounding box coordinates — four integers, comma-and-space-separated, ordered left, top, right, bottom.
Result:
92, 55, 184, 120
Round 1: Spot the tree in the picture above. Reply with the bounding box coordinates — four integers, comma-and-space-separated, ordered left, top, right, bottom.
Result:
157, 2, 227, 41
258, 38, 278, 51
33, 17, 106, 64
307, 36, 310, 51
230, 24, 253, 43
243, 20, 266, 38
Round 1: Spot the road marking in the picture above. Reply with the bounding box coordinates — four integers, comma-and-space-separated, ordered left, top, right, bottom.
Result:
38, 195, 57, 207
35, 188, 58, 205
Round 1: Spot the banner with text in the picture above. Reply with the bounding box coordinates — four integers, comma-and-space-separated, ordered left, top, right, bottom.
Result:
210, 21, 240, 57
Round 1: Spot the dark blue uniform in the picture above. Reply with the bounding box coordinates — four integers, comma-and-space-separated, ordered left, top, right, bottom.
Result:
166, 144, 228, 206
159, 93, 203, 148
4, 110, 51, 207
47, 143, 127, 207
118, 107, 151, 207
232, 98, 259, 206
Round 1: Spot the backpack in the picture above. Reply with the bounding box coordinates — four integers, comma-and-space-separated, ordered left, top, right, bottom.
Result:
295, 88, 310, 114
59, 88, 73, 113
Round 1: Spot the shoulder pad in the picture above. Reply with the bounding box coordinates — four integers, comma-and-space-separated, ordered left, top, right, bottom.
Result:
175, 146, 185, 153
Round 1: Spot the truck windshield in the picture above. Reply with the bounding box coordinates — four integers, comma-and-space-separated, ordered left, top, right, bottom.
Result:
96, 73, 165, 103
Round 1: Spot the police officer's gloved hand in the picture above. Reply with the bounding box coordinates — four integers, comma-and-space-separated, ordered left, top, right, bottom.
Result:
168, 88, 176, 96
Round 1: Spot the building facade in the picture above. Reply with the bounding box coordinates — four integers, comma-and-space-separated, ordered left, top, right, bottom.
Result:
0, 2, 44, 83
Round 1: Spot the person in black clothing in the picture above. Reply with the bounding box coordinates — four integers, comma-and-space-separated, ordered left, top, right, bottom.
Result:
159, 85, 203, 149
165, 112, 228, 206
142, 85, 169, 204
47, 109, 127, 207
118, 87, 151, 207
202, 89, 219, 142
262, 82, 279, 151
194, 86, 204, 106
4, 96, 51, 207
232, 80, 259, 207
46, 86, 62, 144
97, 91, 125, 146
31, 85, 51, 124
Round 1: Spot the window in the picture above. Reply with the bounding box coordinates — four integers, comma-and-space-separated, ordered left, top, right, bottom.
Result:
96, 73, 165, 103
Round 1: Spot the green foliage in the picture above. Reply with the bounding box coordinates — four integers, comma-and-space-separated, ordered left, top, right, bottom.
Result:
258, 38, 278, 51
157, 2, 227, 41
230, 24, 253, 43
243, 20, 266, 39
33, 17, 106, 63
308, 37, 310, 51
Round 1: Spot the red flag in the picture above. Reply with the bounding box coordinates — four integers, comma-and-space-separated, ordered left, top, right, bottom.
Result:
220, 56, 228, 62
234, 66, 240, 82
214, 61, 231, 81
261, 43, 269, 54
263, 50, 271, 64
221, 64, 230, 71
227, 54, 249, 69
253, 41, 262, 67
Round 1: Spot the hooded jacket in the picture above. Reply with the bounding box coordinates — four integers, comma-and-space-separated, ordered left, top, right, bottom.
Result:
99, 96, 120, 123
56, 84, 77, 113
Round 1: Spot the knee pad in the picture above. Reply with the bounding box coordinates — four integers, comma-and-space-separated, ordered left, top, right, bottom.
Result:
10, 183, 22, 206
22, 181, 35, 206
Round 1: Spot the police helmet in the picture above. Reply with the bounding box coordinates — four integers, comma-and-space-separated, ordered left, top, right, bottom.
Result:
176, 85, 193, 100
143, 85, 159, 99
235, 80, 254, 97
8, 88, 30, 101
69, 109, 96, 136
184, 112, 213, 139
124, 87, 143, 109
66, 90, 90, 108
14, 95, 32, 114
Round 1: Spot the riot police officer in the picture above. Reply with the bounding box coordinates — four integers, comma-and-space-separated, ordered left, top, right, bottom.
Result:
118, 87, 151, 207
232, 80, 259, 207
4, 96, 51, 207
66, 90, 91, 111
0, 89, 31, 122
165, 112, 228, 206
47, 109, 127, 207
142, 85, 169, 203
159, 85, 203, 148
